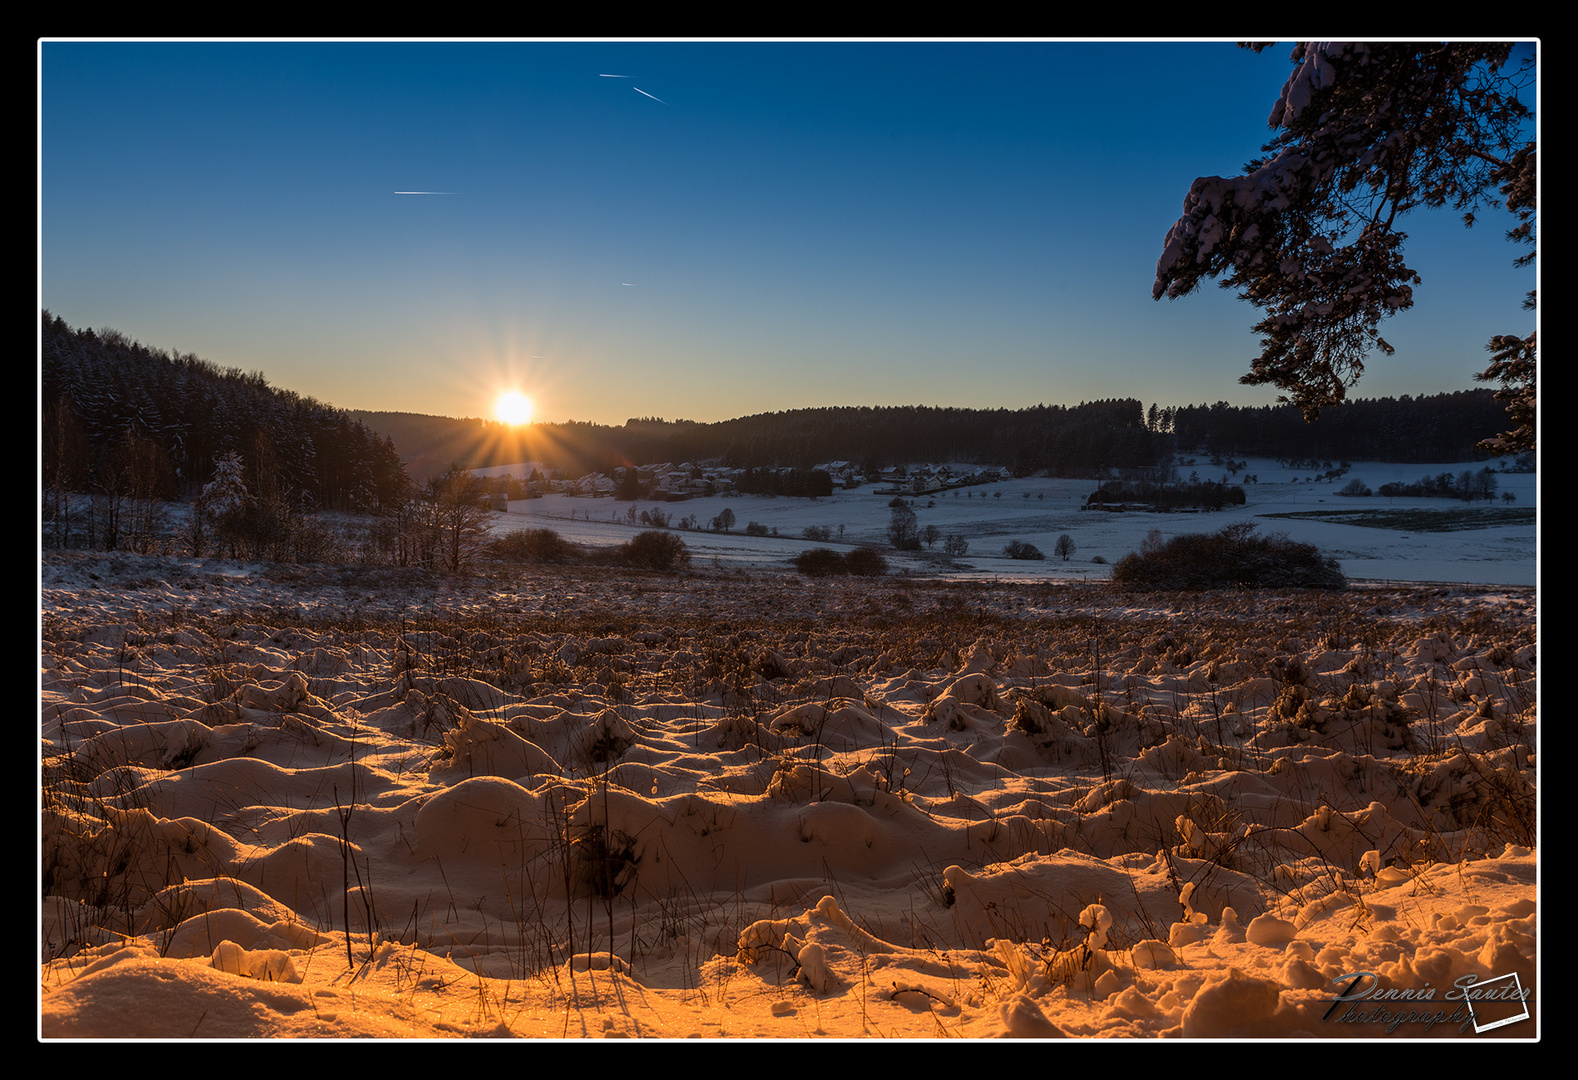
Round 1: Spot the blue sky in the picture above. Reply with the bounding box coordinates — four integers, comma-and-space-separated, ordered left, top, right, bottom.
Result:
39, 40, 1537, 427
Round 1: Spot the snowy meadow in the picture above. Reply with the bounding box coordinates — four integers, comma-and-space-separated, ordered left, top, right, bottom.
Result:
40, 458, 1537, 1039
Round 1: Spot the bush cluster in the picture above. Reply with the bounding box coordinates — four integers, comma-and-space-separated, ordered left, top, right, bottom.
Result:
491, 526, 695, 571
489, 527, 573, 563
1086, 479, 1247, 511
794, 547, 888, 577
1375, 467, 1499, 502
1003, 540, 1044, 560
1111, 523, 1345, 591
619, 530, 692, 571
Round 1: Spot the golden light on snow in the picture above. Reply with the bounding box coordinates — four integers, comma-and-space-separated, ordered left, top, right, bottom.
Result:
494, 390, 535, 426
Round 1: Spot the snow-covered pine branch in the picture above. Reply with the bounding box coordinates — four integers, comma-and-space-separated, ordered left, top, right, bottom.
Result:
1153, 42, 1536, 448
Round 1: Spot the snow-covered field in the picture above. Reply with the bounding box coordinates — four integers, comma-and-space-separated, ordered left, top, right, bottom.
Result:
488, 457, 1537, 586
40, 459, 1538, 1039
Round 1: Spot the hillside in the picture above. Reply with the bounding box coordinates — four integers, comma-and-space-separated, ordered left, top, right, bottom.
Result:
42, 312, 407, 513
351, 392, 1515, 484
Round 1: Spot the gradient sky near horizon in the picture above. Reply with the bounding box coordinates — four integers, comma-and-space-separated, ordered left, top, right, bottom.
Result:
40, 39, 1538, 427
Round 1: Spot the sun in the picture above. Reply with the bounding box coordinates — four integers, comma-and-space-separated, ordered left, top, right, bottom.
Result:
495, 390, 535, 426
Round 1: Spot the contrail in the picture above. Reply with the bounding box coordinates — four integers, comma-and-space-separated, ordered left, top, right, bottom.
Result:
599, 73, 633, 78
633, 87, 667, 105
395, 191, 455, 195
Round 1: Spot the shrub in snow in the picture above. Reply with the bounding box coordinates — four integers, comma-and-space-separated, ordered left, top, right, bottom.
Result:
793, 547, 887, 577
619, 530, 691, 571
843, 548, 888, 577
795, 548, 847, 576
489, 527, 571, 563
1003, 540, 1044, 561
1111, 522, 1345, 591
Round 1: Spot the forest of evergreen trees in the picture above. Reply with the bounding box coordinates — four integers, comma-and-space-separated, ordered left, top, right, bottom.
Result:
1160, 392, 1514, 464
357, 392, 1512, 485
42, 311, 409, 521
355, 400, 1169, 481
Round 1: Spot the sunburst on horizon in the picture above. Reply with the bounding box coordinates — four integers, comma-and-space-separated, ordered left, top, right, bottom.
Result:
495, 390, 535, 426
